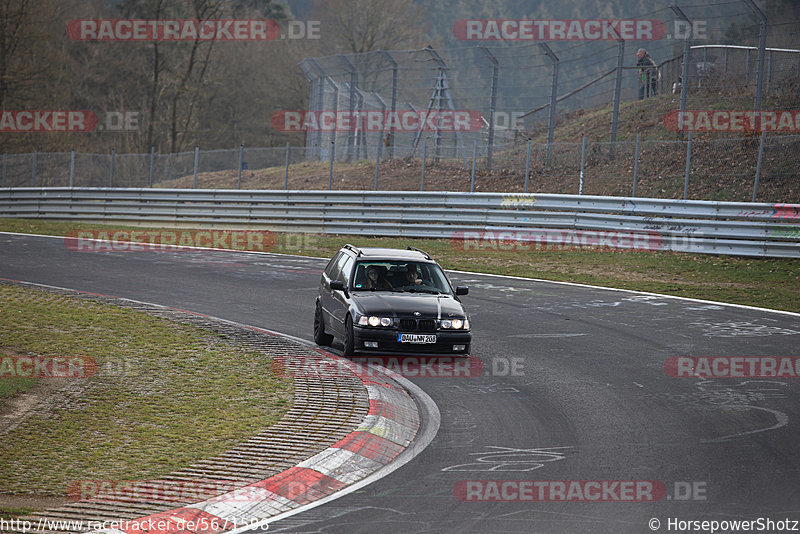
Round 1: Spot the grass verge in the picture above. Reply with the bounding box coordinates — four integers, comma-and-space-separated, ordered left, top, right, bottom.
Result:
1, 218, 798, 313
0, 283, 293, 497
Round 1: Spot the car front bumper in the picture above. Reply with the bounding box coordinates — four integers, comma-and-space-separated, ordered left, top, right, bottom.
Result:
352, 325, 471, 354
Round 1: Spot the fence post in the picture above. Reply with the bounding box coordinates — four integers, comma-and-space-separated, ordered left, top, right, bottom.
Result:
610, 31, 625, 154
237, 144, 244, 190
672, 6, 692, 140
632, 133, 641, 196
379, 50, 398, 159
480, 47, 499, 170
579, 136, 586, 195
284, 142, 290, 190
539, 43, 559, 167
70, 150, 75, 187
109, 148, 115, 187
149, 146, 155, 188
752, 131, 766, 202
328, 141, 334, 190
421, 142, 427, 191
683, 131, 692, 200
31, 149, 37, 186
193, 145, 199, 189
470, 140, 477, 192
2, 153, 6, 188
524, 139, 531, 193
374, 139, 381, 191
743, 0, 767, 112
338, 54, 357, 163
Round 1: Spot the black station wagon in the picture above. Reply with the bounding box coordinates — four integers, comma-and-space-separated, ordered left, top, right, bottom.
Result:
314, 245, 471, 355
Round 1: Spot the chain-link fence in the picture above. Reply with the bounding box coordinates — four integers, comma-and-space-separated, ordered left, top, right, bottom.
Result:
3, 134, 798, 203
297, 1, 799, 166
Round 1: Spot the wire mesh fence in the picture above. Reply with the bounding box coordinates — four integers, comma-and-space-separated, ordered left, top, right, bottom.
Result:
2, 134, 798, 203
296, 1, 800, 166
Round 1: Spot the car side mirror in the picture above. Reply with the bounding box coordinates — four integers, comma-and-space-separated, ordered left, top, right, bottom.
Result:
330, 280, 345, 291
455, 286, 469, 295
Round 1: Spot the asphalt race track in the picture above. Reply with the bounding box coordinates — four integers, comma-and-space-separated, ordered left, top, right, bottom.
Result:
2, 232, 800, 534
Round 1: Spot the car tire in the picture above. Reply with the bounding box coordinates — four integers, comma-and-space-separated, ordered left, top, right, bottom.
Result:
314, 302, 334, 346
343, 314, 355, 356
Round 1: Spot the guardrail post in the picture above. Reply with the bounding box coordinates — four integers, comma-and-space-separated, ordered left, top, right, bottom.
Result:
752, 131, 766, 202
109, 148, 115, 187
421, 142, 427, 191
193, 145, 199, 189
149, 146, 155, 187
579, 136, 586, 195
683, 131, 692, 200
328, 141, 334, 190
69, 150, 75, 187
524, 139, 531, 193
470, 140, 477, 192
632, 133, 641, 196
237, 144, 244, 189
374, 139, 381, 191
31, 149, 37, 186
284, 142, 290, 190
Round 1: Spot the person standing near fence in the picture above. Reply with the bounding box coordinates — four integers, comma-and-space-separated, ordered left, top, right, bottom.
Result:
637, 48, 658, 99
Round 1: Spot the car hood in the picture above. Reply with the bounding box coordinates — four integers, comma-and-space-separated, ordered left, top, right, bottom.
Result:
351, 292, 466, 317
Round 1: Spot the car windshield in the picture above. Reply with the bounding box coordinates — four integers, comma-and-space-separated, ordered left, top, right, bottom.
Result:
352, 261, 452, 294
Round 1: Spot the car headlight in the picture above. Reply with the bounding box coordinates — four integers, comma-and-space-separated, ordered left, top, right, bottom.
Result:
440, 318, 469, 329
359, 315, 393, 327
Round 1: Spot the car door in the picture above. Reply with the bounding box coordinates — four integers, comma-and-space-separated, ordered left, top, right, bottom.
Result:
330, 255, 355, 335
320, 251, 343, 332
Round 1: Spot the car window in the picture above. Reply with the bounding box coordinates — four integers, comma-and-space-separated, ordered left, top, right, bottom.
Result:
353, 260, 452, 294
329, 252, 350, 283
324, 252, 342, 278
340, 256, 355, 283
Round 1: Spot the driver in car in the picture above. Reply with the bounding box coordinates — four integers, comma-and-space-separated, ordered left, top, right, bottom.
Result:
398, 265, 423, 288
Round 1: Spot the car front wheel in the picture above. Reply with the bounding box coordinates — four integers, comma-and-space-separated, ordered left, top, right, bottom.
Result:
314, 302, 334, 346
343, 314, 355, 356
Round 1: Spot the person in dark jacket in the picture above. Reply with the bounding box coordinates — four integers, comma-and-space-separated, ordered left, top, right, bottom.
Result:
637, 48, 658, 99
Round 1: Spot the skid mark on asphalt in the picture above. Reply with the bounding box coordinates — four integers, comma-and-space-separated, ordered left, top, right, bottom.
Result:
648, 379, 793, 442
689, 320, 800, 337
441, 446, 574, 472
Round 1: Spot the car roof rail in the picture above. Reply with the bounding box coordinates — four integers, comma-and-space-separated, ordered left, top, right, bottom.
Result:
343, 243, 362, 256
406, 246, 432, 260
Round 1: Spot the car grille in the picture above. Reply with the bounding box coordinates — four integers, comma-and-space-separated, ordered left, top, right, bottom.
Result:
399, 318, 437, 332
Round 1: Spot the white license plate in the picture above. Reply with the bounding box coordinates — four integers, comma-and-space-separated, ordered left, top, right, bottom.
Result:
398, 333, 437, 344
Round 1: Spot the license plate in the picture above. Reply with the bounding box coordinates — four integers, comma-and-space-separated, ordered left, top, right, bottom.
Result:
398, 333, 437, 344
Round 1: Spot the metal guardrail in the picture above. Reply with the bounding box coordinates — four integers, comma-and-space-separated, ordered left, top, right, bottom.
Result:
1, 188, 798, 257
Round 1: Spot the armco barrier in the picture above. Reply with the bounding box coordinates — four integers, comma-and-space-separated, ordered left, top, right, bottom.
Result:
0, 188, 798, 257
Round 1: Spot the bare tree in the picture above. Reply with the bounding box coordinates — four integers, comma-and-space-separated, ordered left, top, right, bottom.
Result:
312, 0, 430, 54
